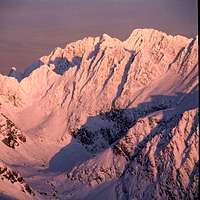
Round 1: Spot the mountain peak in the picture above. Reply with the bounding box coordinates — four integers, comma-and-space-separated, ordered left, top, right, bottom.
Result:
8, 67, 23, 81
0, 28, 198, 200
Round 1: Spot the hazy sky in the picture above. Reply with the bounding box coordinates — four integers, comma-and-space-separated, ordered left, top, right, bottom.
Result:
0, 0, 198, 74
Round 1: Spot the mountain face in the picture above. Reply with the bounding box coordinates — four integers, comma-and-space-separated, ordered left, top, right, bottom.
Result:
0, 28, 198, 200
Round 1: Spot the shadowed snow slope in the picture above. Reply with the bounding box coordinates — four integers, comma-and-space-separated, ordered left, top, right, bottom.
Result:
0, 28, 198, 200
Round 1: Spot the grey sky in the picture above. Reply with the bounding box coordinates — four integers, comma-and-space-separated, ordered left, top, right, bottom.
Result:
0, 0, 198, 74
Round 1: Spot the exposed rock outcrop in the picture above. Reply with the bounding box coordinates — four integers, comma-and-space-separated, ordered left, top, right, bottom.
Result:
0, 113, 26, 148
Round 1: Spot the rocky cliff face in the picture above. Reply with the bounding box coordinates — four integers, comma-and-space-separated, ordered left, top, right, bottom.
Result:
0, 161, 35, 197
0, 113, 26, 148
0, 28, 198, 200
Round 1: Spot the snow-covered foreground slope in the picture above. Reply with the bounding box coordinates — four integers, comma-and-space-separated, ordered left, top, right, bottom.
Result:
0, 28, 198, 200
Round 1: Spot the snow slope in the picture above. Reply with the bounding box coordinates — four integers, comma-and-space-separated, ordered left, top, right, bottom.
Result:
0, 28, 198, 200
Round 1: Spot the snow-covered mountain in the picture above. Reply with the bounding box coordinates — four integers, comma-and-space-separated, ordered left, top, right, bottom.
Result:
0, 28, 198, 200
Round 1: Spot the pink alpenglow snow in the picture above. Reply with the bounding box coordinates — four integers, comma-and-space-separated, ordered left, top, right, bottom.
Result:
0, 28, 199, 200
